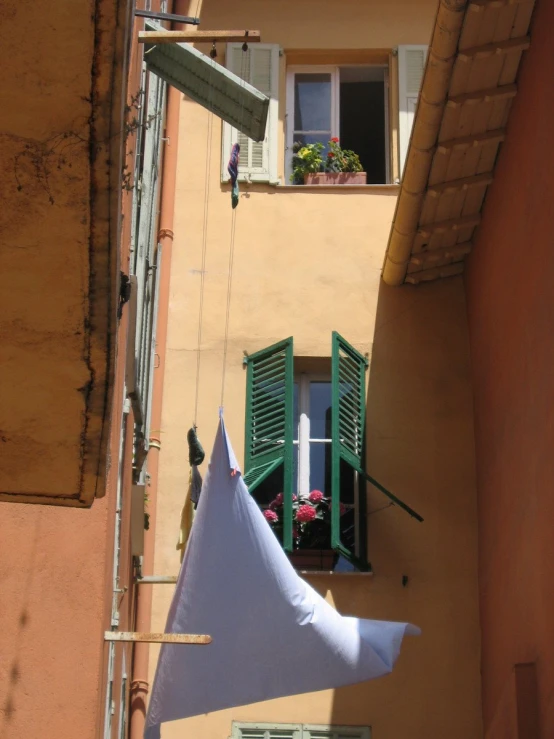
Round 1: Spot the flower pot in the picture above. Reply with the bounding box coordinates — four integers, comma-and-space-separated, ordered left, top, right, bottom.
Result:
304, 172, 367, 186
288, 549, 338, 572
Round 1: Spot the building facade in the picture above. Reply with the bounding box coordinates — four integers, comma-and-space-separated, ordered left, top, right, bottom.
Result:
148, 1, 482, 738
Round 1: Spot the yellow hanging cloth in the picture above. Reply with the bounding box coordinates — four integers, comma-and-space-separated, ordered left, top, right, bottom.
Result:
176, 469, 195, 563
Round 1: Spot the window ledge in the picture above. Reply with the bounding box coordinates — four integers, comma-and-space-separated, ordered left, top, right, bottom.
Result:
224, 182, 400, 194
282, 184, 400, 193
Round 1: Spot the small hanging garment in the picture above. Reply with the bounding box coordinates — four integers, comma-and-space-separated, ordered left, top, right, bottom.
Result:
227, 142, 240, 209
187, 427, 205, 466
189, 464, 203, 506
145, 414, 420, 738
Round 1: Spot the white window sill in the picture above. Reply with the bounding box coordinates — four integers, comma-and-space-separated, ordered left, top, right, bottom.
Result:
224, 181, 400, 194
283, 184, 399, 193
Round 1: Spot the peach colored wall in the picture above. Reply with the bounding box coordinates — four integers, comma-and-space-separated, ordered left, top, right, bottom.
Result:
0, 4, 139, 736
149, 2, 482, 737
465, 1, 554, 737
0, 501, 112, 738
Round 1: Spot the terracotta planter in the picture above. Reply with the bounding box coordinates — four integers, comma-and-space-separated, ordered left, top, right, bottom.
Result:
304, 172, 367, 185
288, 549, 338, 571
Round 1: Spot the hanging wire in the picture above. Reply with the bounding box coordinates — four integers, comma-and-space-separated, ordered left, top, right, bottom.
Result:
193, 63, 215, 426
219, 43, 249, 408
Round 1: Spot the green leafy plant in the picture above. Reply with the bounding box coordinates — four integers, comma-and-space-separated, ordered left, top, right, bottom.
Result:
325, 137, 363, 173
290, 141, 324, 184
290, 138, 363, 183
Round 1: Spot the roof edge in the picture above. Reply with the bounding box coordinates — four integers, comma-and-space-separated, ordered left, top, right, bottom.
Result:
382, 0, 469, 286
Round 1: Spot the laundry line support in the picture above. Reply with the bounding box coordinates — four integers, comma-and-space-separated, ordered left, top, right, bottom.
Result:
138, 30, 261, 44
104, 631, 211, 644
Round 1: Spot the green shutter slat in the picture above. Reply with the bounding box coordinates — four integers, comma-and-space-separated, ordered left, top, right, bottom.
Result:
252, 421, 286, 439
338, 364, 360, 387
252, 405, 286, 425
252, 360, 288, 379
245, 338, 294, 550
243, 458, 284, 493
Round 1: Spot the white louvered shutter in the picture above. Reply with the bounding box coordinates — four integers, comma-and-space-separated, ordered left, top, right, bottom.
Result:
222, 43, 280, 184
398, 44, 428, 177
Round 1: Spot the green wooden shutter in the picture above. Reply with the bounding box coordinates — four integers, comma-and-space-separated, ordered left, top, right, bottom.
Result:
244, 338, 294, 550
331, 332, 370, 569
331, 332, 423, 570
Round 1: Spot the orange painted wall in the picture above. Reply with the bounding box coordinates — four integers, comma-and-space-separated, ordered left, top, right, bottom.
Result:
0, 12, 142, 737
465, 1, 554, 737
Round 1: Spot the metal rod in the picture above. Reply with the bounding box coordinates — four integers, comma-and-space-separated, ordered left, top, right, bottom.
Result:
354, 464, 424, 522
104, 631, 211, 644
136, 575, 178, 584
134, 9, 200, 25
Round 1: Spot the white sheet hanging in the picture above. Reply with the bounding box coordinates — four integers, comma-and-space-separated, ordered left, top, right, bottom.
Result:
145, 414, 419, 738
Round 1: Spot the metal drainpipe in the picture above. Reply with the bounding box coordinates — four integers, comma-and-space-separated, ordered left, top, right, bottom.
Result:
128, 12, 180, 739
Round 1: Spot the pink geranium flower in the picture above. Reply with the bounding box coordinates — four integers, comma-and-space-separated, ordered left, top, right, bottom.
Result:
264, 509, 279, 523
296, 504, 317, 523
308, 489, 324, 503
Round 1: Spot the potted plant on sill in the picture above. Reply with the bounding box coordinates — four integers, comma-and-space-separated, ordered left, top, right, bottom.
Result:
263, 490, 348, 571
291, 138, 366, 186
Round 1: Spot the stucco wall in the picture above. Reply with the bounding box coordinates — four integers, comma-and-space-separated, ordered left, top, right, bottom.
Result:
150, 1, 481, 737
0, 501, 111, 738
465, 1, 554, 737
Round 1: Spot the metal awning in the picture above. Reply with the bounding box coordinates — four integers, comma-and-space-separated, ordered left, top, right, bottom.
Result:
144, 40, 269, 142
383, 0, 536, 286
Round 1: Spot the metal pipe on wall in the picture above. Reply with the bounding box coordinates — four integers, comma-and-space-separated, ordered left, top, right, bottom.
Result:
128, 4, 181, 736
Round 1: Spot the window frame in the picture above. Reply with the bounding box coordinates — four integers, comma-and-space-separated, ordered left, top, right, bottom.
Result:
295, 372, 333, 497
285, 64, 390, 185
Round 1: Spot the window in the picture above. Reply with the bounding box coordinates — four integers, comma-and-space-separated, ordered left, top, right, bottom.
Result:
243, 333, 422, 570
222, 44, 427, 186
286, 65, 389, 184
231, 723, 371, 739
243, 332, 369, 570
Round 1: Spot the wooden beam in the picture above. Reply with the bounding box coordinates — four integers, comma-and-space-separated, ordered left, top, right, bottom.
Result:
459, 36, 530, 61
104, 631, 212, 644
410, 242, 473, 266
427, 172, 494, 196
405, 262, 465, 284
418, 214, 481, 237
138, 30, 261, 44
437, 128, 505, 152
447, 83, 517, 107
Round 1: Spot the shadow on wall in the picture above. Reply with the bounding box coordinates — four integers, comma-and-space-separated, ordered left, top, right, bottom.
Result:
323, 277, 480, 738
0, 514, 41, 739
